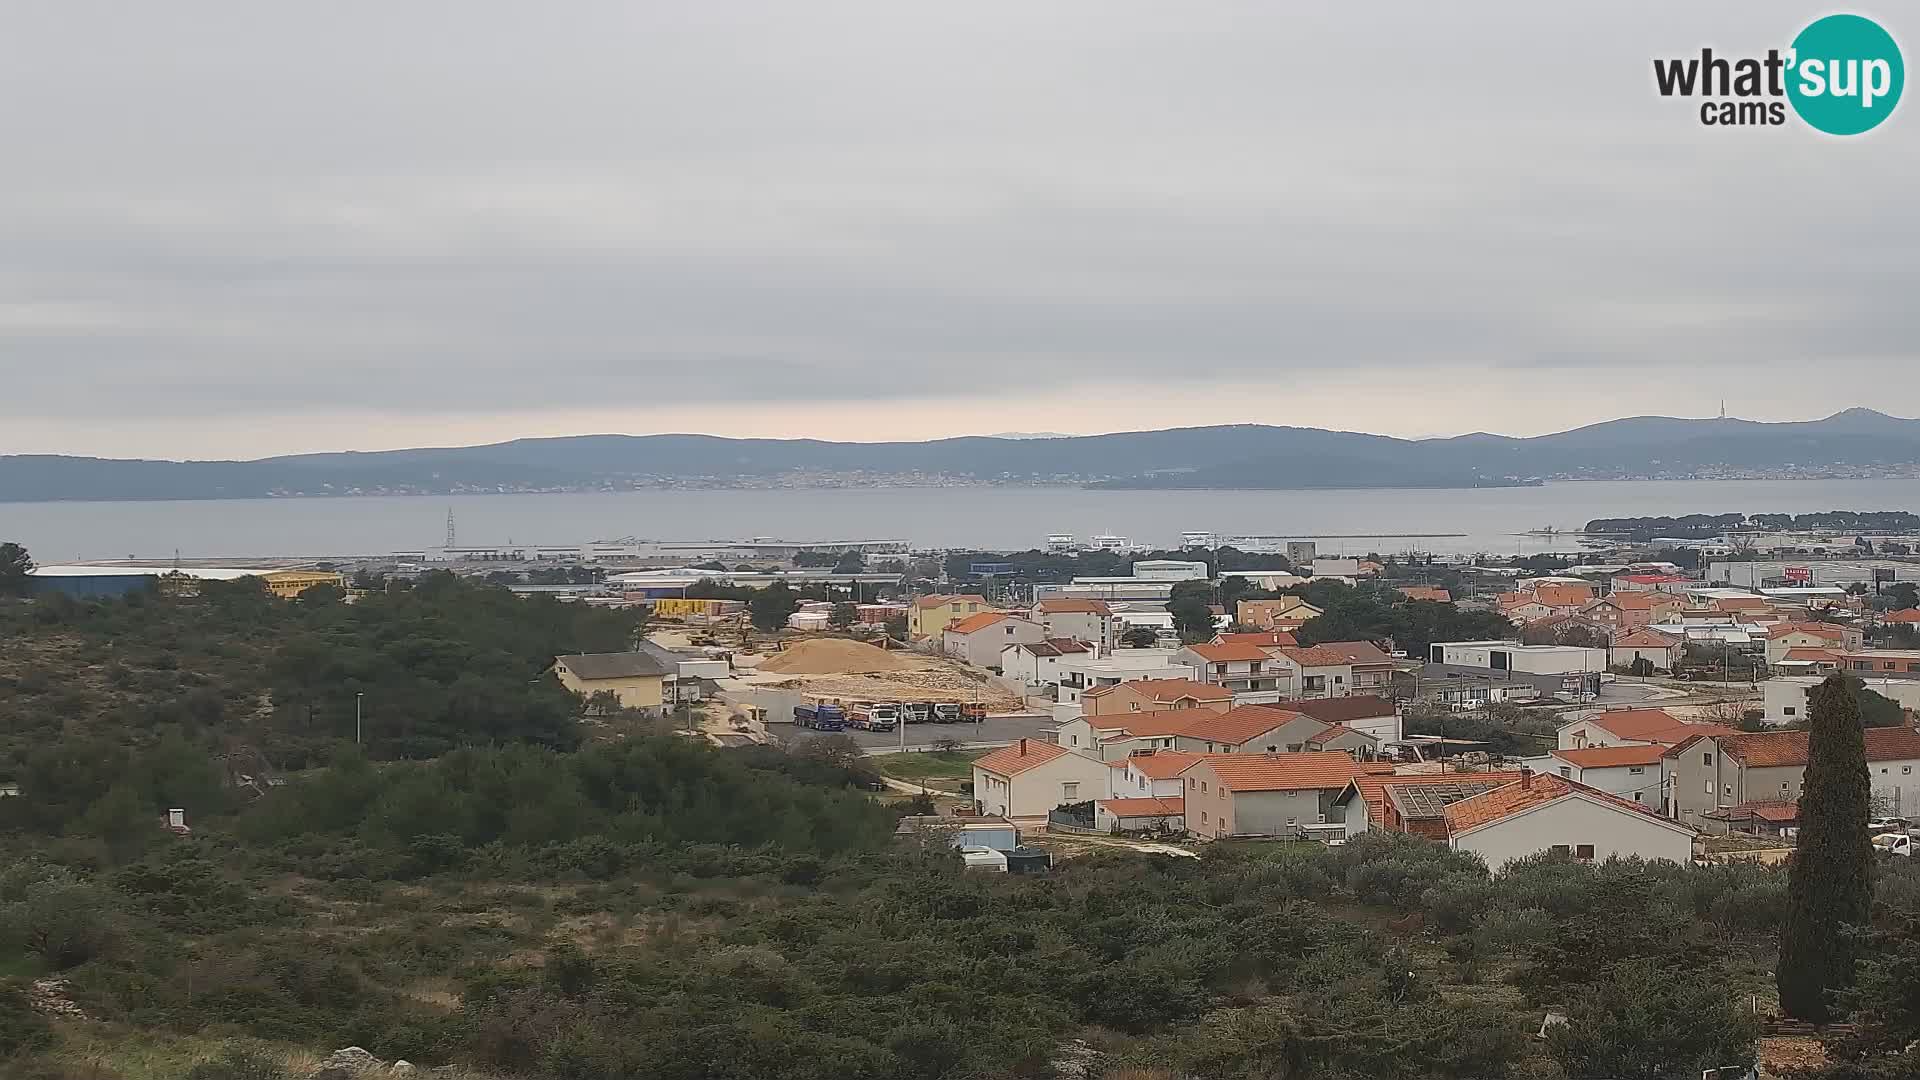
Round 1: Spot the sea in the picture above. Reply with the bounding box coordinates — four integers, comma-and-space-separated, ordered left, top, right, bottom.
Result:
6, 477, 1920, 563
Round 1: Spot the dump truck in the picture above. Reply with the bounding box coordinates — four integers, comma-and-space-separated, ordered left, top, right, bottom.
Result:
848, 701, 899, 732
932, 703, 963, 724
902, 702, 933, 725
794, 701, 847, 731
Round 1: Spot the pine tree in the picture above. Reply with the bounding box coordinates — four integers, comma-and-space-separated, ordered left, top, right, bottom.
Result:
1777, 673, 1874, 1021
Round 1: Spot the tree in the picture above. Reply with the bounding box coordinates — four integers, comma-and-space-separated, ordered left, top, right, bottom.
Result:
1121, 625, 1159, 649
1546, 958, 1760, 1080
1778, 674, 1875, 1021
883, 614, 908, 641
1883, 581, 1919, 610
829, 602, 857, 630
749, 582, 801, 632
0, 542, 31, 597
1168, 580, 1216, 644
1826, 917, 1920, 1076
832, 551, 865, 574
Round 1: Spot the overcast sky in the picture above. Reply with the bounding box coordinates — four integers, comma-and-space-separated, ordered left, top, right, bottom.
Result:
2, 2, 1914, 459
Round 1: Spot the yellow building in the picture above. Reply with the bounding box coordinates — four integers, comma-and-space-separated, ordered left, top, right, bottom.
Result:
260, 569, 348, 599
907, 594, 992, 639
551, 651, 676, 713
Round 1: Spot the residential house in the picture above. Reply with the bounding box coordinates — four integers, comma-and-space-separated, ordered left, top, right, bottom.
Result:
1105, 748, 1205, 800
1772, 648, 1841, 677
1611, 573, 1695, 594
1557, 708, 1735, 751
1442, 772, 1697, 869
1581, 591, 1681, 631
1533, 583, 1596, 611
1764, 673, 1920, 724
1397, 586, 1452, 603
1178, 641, 1289, 704
1082, 677, 1233, 717
1237, 597, 1324, 630
1608, 628, 1685, 672
1055, 708, 1217, 759
999, 638, 1092, 688
1270, 646, 1356, 698
1179, 752, 1368, 838
1053, 650, 1194, 705
943, 613, 1046, 669
1290, 695, 1404, 743
1172, 705, 1339, 755
1061, 705, 1377, 761
1526, 744, 1668, 806
1884, 608, 1920, 626
1305, 724, 1380, 756
1030, 598, 1117, 652
1215, 630, 1299, 649
1666, 726, 1920, 825
1763, 622, 1862, 665
1309, 641, 1397, 694
552, 650, 677, 714
971, 738, 1117, 819
1495, 592, 1555, 622
1093, 796, 1185, 833
1834, 649, 1920, 680
907, 594, 992, 640
1334, 771, 1524, 839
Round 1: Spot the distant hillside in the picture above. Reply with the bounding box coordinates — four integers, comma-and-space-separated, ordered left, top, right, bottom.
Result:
5, 409, 1920, 501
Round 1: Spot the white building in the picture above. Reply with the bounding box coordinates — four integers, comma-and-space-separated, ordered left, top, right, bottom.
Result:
999, 639, 1092, 689
1442, 773, 1696, 871
943, 613, 1047, 669
1429, 640, 1609, 676
1765, 674, 1920, 725
1052, 649, 1193, 704
971, 739, 1120, 819
1131, 559, 1210, 582
1030, 598, 1117, 652
1311, 557, 1361, 578
1522, 745, 1668, 806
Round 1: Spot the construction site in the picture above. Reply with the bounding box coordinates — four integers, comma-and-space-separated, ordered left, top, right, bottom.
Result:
733, 638, 1023, 713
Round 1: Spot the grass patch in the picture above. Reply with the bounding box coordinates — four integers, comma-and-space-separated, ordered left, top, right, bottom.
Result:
874, 748, 985, 783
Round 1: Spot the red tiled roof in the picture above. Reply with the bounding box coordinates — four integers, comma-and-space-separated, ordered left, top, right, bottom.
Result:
1344, 771, 1524, 830
1290, 695, 1397, 724
1035, 599, 1113, 615
1011, 638, 1091, 658
945, 611, 1011, 636
1183, 752, 1364, 792
1535, 585, 1596, 608
1177, 705, 1307, 746
973, 739, 1073, 777
1397, 586, 1452, 603
1886, 609, 1920, 624
1708, 726, 1920, 769
1097, 796, 1184, 817
1306, 724, 1368, 746
1185, 641, 1275, 663
1217, 631, 1299, 648
1780, 647, 1839, 662
1766, 622, 1850, 640
1606, 592, 1675, 610
1310, 640, 1395, 666
1551, 744, 1668, 768
1121, 749, 1206, 779
1091, 706, 1232, 739
1443, 772, 1683, 835
1277, 646, 1353, 667
1576, 709, 1736, 746
1082, 678, 1231, 703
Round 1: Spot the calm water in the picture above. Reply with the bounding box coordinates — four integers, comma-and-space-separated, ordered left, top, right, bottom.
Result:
6, 478, 1920, 562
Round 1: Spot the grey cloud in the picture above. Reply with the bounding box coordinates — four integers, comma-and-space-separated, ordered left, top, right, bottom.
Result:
1, 1, 1917, 447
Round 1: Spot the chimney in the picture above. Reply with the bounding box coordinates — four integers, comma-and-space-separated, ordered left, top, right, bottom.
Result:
1019, 738, 1028, 756
1520, 767, 1533, 790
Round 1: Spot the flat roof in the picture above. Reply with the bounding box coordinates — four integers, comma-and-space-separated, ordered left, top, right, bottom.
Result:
30, 564, 264, 580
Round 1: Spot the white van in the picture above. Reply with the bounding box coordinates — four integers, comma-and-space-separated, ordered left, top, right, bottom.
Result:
1872, 832, 1914, 857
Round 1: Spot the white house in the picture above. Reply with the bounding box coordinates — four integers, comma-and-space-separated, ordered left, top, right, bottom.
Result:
1053, 649, 1193, 705
943, 613, 1047, 670
1270, 646, 1356, 699
1291, 695, 1404, 743
1441, 772, 1696, 870
1522, 745, 1668, 807
1106, 749, 1204, 800
1177, 641, 1290, 704
998, 638, 1092, 688
1607, 628, 1685, 672
1094, 796, 1185, 833
971, 739, 1116, 819
1556, 708, 1732, 751
1030, 598, 1117, 652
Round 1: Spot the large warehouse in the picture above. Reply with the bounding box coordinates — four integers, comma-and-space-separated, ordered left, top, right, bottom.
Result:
28, 565, 344, 599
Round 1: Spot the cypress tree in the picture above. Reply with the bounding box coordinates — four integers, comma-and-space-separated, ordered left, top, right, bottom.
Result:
1776, 673, 1874, 1021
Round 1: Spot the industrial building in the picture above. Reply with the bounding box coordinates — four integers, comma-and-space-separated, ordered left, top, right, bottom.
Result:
28, 564, 345, 600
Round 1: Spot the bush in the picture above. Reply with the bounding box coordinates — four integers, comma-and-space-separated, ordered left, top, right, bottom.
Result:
182, 1046, 287, 1080
0, 860, 117, 970
0, 982, 54, 1056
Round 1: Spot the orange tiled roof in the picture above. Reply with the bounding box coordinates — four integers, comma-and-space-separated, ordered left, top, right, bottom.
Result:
1346, 770, 1524, 829
1714, 597, 1773, 612
1305, 724, 1368, 746
1176, 705, 1307, 746
1185, 641, 1274, 663
1082, 678, 1231, 703
1886, 609, 1920, 624
1766, 621, 1850, 640
1708, 726, 1920, 769
1121, 749, 1206, 779
1443, 772, 1678, 835
1097, 796, 1184, 817
1606, 592, 1675, 610
945, 611, 1011, 635
1035, 599, 1113, 615
1093, 707, 1228, 739
1551, 744, 1668, 768
1577, 709, 1737, 746
1277, 646, 1353, 667
1535, 584, 1596, 608
1184, 752, 1364, 792
1780, 647, 1839, 662
973, 739, 1073, 777
1397, 586, 1452, 603
1310, 640, 1395, 666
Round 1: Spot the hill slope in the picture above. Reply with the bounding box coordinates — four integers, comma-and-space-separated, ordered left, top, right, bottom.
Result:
5, 409, 1920, 500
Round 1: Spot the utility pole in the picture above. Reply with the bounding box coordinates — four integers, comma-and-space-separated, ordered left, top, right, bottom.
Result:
355, 692, 364, 746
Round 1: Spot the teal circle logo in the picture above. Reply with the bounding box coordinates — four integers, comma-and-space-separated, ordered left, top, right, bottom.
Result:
1787, 14, 1903, 135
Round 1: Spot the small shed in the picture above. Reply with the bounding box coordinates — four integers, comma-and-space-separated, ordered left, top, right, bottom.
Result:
959, 847, 1009, 872
1003, 847, 1053, 875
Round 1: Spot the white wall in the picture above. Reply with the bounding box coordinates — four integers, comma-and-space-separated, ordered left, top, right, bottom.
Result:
1451, 794, 1693, 871
971, 752, 1117, 817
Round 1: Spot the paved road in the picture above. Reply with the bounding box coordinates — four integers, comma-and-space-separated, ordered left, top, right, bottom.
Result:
772, 713, 1057, 751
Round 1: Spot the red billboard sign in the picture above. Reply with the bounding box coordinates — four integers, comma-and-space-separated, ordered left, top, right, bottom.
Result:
1784, 566, 1811, 582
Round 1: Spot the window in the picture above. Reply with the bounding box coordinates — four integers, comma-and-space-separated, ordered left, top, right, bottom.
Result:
1724, 784, 1734, 796
1062, 782, 1079, 800
1551, 844, 1571, 855
1201, 811, 1208, 824
1634, 792, 1643, 802
1784, 707, 1796, 716
1069, 735, 1078, 746
1575, 844, 1595, 860
1628, 766, 1644, 774
1335, 675, 1344, 684
1218, 788, 1225, 800
1201, 781, 1208, 793
1705, 780, 1714, 794
1702, 752, 1713, 766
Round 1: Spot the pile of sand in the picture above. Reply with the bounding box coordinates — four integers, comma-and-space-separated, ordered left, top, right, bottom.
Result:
756, 638, 912, 675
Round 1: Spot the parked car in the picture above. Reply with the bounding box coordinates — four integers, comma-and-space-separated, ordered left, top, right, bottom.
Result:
1872, 832, 1914, 857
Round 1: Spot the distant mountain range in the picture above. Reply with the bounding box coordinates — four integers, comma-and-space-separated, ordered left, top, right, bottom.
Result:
6, 409, 1920, 501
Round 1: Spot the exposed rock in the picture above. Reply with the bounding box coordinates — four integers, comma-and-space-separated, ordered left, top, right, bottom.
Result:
28, 979, 88, 1021
311, 1047, 382, 1080
1049, 1039, 1105, 1080
389, 1063, 415, 1076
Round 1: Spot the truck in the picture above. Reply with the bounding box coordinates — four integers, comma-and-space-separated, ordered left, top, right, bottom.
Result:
848, 702, 899, 732
794, 702, 847, 731
902, 702, 933, 725
1873, 831, 1916, 857
962, 702, 988, 723
932, 703, 963, 724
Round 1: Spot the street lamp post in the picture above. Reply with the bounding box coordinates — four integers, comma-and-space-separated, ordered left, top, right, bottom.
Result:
355, 692, 364, 745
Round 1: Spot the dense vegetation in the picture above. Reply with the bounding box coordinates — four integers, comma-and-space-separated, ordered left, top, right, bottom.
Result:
1584, 510, 1920, 539
0, 570, 642, 838
1285, 580, 1514, 657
